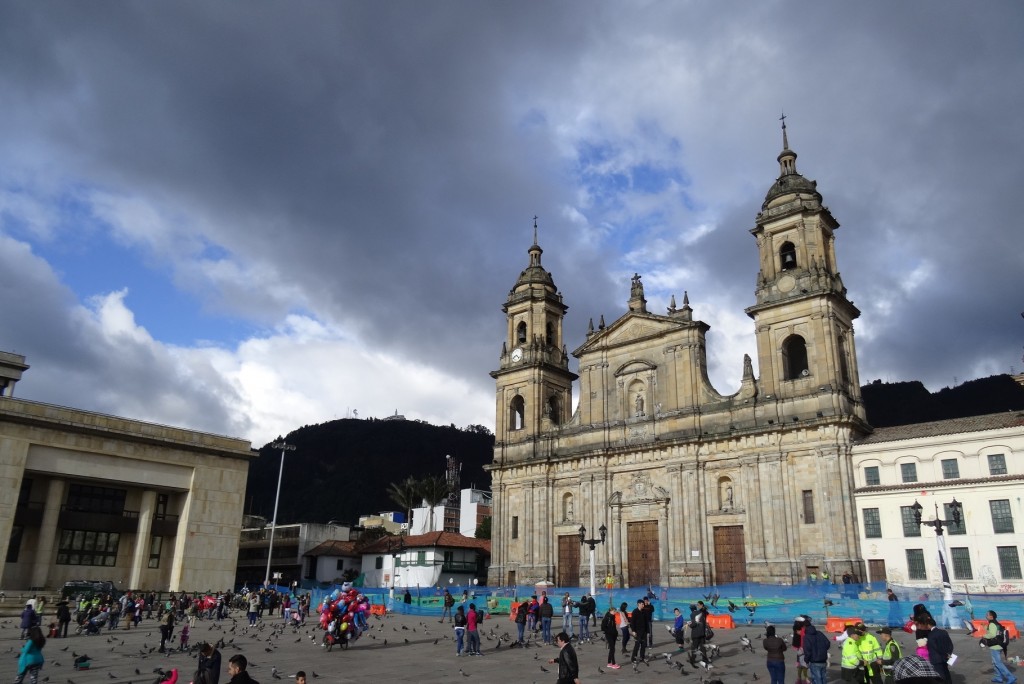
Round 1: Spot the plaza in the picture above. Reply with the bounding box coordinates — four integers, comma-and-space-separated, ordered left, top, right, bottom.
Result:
0, 606, 1010, 684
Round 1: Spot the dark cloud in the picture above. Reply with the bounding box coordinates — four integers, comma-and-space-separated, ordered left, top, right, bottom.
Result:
1, 2, 1022, 438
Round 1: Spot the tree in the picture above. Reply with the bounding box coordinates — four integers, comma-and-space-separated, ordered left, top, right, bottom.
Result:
386, 476, 421, 530
419, 474, 451, 532
474, 516, 491, 540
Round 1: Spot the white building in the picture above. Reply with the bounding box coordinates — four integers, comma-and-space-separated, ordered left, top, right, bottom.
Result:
410, 487, 491, 537
852, 411, 1024, 592
359, 531, 489, 589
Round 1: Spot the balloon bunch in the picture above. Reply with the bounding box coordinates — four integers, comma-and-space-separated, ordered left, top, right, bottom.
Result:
318, 589, 370, 651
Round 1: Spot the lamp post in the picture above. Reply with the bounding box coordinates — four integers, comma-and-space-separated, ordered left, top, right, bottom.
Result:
579, 524, 607, 598
388, 536, 405, 603
264, 438, 296, 586
911, 498, 963, 625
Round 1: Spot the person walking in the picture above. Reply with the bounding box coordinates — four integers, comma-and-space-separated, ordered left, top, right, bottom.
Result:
762, 625, 787, 684
886, 589, 901, 628
159, 608, 175, 653
671, 608, 687, 652
629, 599, 649, 665
196, 642, 222, 684
548, 632, 580, 684
440, 590, 454, 623
453, 606, 467, 656
14, 626, 45, 684
19, 604, 37, 640
577, 595, 592, 642
55, 602, 71, 639
601, 606, 620, 669
617, 602, 631, 655
983, 610, 1016, 684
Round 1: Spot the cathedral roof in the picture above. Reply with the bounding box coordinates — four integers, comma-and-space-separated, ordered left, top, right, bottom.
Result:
762, 116, 822, 210
512, 219, 556, 291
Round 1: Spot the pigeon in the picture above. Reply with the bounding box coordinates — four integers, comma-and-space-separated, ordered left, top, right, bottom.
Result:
727, 601, 737, 613
458, 669, 470, 677
948, 600, 964, 607
540, 666, 549, 672
108, 674, 117, 679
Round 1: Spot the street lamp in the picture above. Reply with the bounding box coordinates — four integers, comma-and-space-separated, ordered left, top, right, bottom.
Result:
910, 498, 964, 624
264, 438, 296, 586
388, 536, 405, 602
579, 524, 608, 598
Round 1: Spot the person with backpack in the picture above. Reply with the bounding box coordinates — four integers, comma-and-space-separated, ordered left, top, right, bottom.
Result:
983, 610, 1016, 684
577, 594, 593, 642
601, 608, 620, 669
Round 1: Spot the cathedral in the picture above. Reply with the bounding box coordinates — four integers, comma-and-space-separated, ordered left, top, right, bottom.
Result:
486, 124, 871, 588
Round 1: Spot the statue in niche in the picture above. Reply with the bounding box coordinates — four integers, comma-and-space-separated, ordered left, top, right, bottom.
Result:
565, 498, 574, 521
743, 353, 753, 378
635, 392, 645, 417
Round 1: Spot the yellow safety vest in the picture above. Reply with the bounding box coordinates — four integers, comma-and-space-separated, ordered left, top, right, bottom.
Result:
858, 634, 881, 675
841, 638, 861, 669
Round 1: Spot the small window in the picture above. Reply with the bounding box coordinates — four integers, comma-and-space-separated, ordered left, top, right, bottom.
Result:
147, 536, 162, 569
5, 525, 23, 563
863, 508, 881, 538
511, 516, 519, 539
782, 335, 809, 380
779, 241, 797, 271
901, 506, 921, 537
509, 396, 525, 431
988, 454, 1008, 476
375, 556, 384, 570
864, 466, 880, 486
417, 550, 426, 565
997, 546, 1023, 579
900, 463, 918, 483
547, 396, 560, 425
802, 490, 815, 524
990, 499, 1014, 533
941, 458, 960, 479
546, 322, 554, 346
950, 547, 972, 580
943, 503, 966, 535
516, 321, 527, 344
906, 549, 927, 580
336, 559, 345, 571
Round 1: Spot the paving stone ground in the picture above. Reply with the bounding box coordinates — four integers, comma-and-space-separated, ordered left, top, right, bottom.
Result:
0, 610, 1013, 684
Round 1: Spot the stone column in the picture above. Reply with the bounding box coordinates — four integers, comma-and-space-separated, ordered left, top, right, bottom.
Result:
29, 478, 66, 589
128, 490, 157, 590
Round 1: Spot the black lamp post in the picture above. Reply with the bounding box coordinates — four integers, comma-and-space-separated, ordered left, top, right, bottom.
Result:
910, 498, 963, 602
579, 524, 607, 597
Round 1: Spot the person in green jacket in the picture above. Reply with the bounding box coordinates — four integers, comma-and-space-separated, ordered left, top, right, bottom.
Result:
984, 610, 1017, 684
855, 623, 882, 684
15, 626, 46, 684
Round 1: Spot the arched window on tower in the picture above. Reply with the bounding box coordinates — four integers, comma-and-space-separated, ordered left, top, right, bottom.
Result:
516, 321, 527, 345
779, 241, 797, 271
837, 335, 850, 385
781, 334, 809, 380
547, 395, 560, 425
546, 322, 554, 346
509, 395, 525, 431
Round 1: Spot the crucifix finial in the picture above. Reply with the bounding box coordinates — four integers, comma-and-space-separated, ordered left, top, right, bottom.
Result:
533, 215, 539, 245
780, 111, 789, 150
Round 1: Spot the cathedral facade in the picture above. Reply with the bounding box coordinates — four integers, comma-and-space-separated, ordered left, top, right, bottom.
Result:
486, 127, 871, 588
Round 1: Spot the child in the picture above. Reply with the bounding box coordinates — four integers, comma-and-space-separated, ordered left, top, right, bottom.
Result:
295, 672, 306, 684
15, 626, 46, 684
179, 624, 190, 651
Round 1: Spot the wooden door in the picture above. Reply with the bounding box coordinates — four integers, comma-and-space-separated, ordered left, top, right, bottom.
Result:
868, 559, 887, 583
626, 520, 660, 587
713, 525, 747, 584
557, 535, 580, 588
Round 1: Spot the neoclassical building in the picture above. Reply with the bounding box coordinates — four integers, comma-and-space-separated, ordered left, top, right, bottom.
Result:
0, 352, 255, 592
487, 126, 871, 588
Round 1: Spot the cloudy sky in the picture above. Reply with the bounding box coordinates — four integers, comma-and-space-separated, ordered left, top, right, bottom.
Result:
1, 2, 1022, 447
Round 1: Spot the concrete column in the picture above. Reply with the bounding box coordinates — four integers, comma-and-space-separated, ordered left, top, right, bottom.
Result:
128, 490, 157, 590
29, 478, 66, 589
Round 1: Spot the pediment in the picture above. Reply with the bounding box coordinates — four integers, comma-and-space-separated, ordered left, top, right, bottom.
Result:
573, 312, 683, 357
